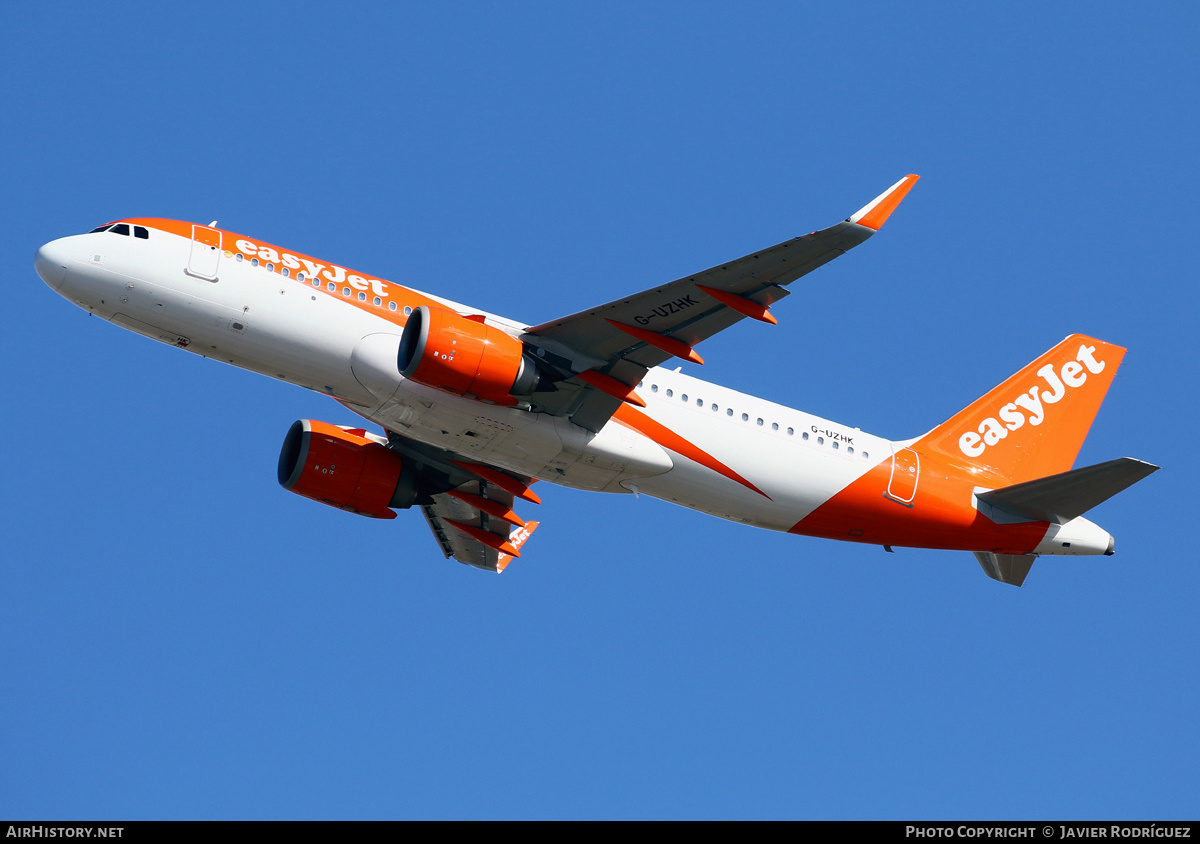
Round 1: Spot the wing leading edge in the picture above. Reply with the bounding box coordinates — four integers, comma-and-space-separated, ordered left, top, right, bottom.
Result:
522, 175, 920, 431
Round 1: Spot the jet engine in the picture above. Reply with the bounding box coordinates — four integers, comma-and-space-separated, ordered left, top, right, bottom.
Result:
397, 306, 541, 405
277, 420, 419, 518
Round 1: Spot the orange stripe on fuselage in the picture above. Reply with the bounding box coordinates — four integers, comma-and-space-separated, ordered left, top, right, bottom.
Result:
792, 334, 1127, 553
612, 404, 770, 499
789, 450, 1048, 553
122, 218, 447, 330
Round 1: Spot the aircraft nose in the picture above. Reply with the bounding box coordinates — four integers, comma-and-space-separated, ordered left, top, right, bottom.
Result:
35, 238, 71, 290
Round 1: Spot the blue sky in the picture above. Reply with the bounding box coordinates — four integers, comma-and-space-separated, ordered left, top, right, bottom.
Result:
3, 2, 1197, 819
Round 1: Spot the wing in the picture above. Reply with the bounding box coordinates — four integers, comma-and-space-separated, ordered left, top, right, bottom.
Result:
522, 175, 919, 431
421, 482, 539, 573
383, 429, 542, 572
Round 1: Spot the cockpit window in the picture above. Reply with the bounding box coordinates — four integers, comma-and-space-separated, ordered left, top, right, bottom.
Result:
89, 221, 150, 238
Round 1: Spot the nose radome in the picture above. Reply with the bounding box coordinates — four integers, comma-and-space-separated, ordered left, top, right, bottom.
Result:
35, 238, 71, 290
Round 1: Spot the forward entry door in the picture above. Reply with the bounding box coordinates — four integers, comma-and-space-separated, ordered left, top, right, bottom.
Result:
187, 224, 222, 280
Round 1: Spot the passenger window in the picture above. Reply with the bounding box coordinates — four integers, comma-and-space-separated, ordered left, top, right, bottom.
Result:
741, 413, 748, 421
251, 258, 259, 267
403, 306, 412, 315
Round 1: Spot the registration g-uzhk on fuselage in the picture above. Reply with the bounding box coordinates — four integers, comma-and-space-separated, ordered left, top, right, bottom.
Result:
35, 176, 1156, 584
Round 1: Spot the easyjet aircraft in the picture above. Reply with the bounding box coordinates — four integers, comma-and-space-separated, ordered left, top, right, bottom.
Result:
35, 176, 1156, 585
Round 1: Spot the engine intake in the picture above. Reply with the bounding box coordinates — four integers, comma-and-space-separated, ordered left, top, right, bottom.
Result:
397, 306, 539, 405
277, 420, 418, 518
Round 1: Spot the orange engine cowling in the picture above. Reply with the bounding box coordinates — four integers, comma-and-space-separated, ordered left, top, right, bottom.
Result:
277, 420, 418, 519
397, 306, 539, 405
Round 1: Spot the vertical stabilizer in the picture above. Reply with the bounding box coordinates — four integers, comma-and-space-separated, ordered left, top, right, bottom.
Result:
915, 335, 1125, 485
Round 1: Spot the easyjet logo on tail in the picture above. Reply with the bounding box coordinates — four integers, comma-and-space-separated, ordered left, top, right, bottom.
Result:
958, 344, 1107, 458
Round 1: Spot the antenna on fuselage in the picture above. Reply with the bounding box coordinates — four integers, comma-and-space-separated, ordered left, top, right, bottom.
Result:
209, 220, 218, 227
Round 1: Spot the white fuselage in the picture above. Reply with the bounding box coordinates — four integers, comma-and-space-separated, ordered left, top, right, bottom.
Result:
37, 225, 889, 532
38, 219, 1124, 571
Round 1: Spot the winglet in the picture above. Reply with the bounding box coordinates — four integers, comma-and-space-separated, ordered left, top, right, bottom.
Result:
847, 174, 920, 231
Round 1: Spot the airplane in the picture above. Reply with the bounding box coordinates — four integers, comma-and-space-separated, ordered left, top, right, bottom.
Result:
35, 175, 1157, 585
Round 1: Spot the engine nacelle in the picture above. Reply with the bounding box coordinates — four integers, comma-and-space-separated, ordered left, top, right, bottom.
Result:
397, 306, 539, 405
277, 420, 418, 519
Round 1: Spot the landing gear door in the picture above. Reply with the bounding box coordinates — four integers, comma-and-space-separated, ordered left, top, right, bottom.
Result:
886, 446, 919, 506
187, 224, 221, 281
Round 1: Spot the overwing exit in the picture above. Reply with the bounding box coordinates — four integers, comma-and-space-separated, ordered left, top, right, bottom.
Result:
35, 176, 1156, 585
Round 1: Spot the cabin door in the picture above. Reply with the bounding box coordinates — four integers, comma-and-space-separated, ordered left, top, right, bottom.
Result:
187, 224, 222, 280
886, 446, 920, 506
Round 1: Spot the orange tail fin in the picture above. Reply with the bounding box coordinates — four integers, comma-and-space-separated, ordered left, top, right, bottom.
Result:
915, 335, 1125, 485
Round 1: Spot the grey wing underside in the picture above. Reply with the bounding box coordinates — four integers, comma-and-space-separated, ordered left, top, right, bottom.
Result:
383, 431, 538, 573
421, 481, 520, 573
522, 176, 919, 431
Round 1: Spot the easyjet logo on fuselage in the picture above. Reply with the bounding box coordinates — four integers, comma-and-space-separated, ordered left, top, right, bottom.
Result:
233, 238, 392, 300
958, 344, 1107, 458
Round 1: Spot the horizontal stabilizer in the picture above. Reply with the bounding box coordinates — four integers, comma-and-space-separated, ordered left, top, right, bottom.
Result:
977, 457, 1159, 524
974, 552, 1036, 587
